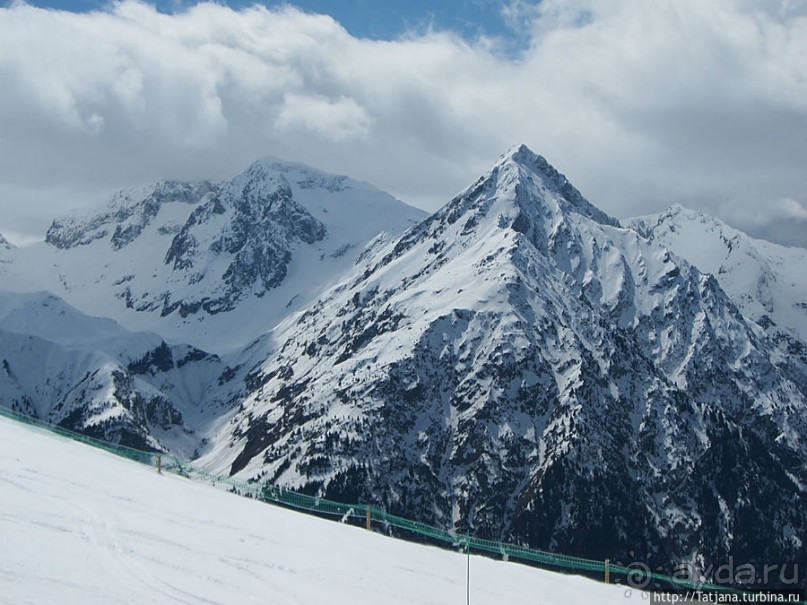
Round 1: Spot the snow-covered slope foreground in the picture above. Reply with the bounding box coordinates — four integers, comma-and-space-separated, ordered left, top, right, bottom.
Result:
0, 416, 645, 605
207, 145, 807, 586
628, 205, 807, 343
0, 290, 237, 456
3, 159, 425, 352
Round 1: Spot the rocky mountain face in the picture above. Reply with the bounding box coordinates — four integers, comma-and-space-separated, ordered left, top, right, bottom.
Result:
46, 181, 216, 251
628, 205, 807, 343
627, 207, 807, 440
0, 291, 239, 455
205, 146, 807, 585
9, 159, 425, 352
156, 167, 327, 316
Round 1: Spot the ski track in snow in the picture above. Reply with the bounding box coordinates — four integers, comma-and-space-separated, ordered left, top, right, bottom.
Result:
0, 416, 648, 604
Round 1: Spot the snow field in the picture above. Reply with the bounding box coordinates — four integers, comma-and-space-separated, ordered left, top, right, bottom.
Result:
0, 415, 647, 604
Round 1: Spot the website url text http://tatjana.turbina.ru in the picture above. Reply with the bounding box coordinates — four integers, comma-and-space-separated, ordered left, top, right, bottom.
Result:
650, 589, 804, 604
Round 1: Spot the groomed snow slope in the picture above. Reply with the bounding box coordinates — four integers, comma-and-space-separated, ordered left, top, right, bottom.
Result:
0, 416, 646, 604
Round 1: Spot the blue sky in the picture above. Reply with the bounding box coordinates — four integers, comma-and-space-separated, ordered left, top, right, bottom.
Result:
18, 0, 523, 43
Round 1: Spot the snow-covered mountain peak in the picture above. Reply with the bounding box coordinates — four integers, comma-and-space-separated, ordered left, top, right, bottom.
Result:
362, 147, 664, 315
388, 146, 620, 262
220, 161, 294, 204
46, 180, 216, 251
207, 147, 807, 580
6, 155, 426, 351
631, 204, 721, 241
243, 156, 352, 194
490, 144, 620, 228
0, 290, 127, 346
628, 205, 807, 342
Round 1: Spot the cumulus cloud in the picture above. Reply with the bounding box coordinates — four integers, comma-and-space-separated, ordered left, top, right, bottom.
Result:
275, 93, 373, 140
0, 0, 804, 247
716, 197, 807, 247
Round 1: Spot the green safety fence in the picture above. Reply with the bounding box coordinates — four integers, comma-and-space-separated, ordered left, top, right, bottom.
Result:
0, 405, 161, 466
2, 405, 800, 601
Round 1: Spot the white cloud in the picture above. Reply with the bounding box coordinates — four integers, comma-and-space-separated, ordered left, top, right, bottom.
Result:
0, 0, 804, 248
275, 93, 373, 140
778, 198, 807, 221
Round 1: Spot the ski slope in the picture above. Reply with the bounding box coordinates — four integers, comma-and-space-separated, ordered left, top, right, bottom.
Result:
0, 415, 647, 604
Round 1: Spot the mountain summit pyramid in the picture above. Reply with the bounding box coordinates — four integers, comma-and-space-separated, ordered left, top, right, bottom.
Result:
205, 145, 807, 583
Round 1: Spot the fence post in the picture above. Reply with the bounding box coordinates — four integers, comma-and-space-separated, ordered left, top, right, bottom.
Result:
466, 533, 471, 605
605, 559, 610, 584
157, 454, 162, 474
365, 505, 371, 530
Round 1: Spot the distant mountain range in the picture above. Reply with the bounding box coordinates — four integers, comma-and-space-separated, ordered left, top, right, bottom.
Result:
1, 147, 804, 587
1, 158, 425, 352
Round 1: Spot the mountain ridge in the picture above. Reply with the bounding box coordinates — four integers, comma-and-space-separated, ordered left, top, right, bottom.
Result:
0, 146, 804, 587
0, 290, 237, 455
628, 204, 807, 343
3, 158, 426, 352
